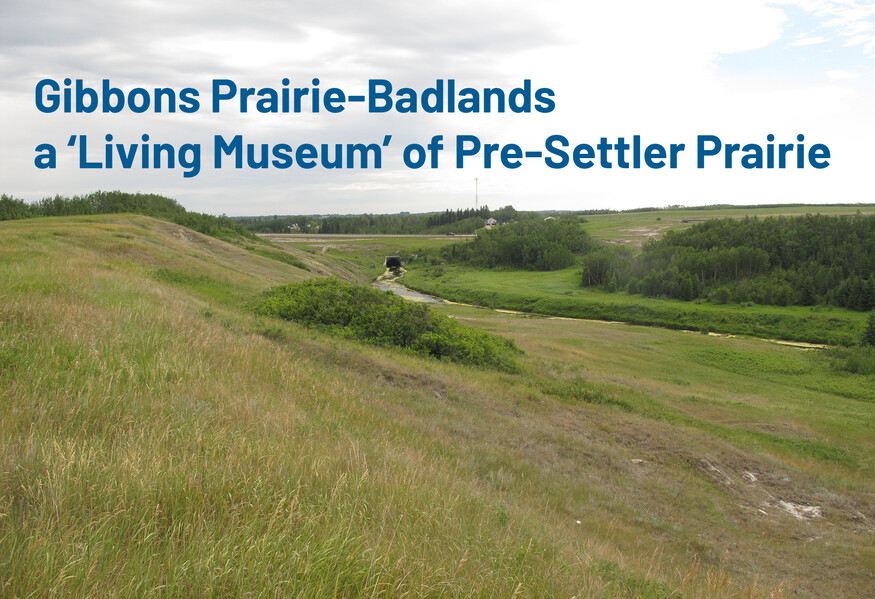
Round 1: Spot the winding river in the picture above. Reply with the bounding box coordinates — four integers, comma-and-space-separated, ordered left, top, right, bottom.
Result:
373, 269, 447, 304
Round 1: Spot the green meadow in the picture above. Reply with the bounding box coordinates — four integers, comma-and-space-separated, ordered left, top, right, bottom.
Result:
400, 265, 868, 345
1, 214, 873, 597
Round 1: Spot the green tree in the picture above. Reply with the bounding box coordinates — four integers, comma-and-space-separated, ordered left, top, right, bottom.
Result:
862, 313, 875, 347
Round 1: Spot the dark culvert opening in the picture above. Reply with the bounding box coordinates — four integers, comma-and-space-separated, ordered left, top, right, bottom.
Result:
385, 256, 402, 269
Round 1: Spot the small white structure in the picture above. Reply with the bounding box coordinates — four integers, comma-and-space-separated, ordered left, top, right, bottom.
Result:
485, 217, 498, 226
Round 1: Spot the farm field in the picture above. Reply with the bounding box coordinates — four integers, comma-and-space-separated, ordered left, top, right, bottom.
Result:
1, 214, 872, 597
579, 204, 875, 246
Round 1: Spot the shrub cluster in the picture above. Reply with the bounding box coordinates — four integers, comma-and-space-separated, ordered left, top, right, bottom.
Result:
258, 278, 521, 372
827, 346, 875, 375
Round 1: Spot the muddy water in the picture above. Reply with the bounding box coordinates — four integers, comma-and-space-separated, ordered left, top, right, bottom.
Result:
374, 269, 447, 304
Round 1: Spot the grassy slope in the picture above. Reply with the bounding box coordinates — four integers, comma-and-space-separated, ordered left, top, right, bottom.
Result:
1, 215, 872, 597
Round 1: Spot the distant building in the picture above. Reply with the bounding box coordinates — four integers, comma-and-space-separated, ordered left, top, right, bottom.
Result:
544, 216, 556, 221
485, 217, 498, 226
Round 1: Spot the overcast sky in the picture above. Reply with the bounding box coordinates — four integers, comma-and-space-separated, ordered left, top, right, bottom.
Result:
1, 0, 873, 215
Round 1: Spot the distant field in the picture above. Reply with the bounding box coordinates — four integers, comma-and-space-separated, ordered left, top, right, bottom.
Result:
580, 204, 875, 245
256, 204, 875, 249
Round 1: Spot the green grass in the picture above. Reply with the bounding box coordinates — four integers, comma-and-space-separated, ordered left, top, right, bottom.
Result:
400, 265, 867, 345
245, 245, 312, 270
1, 214, 873, 597
423, 302, 874, 596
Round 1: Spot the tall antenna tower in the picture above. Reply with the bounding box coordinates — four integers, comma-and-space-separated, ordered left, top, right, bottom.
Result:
475, 177, 478, 210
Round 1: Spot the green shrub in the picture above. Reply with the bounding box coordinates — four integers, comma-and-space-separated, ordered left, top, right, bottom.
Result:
827, 346, 875, 375
257, 278, 521, 372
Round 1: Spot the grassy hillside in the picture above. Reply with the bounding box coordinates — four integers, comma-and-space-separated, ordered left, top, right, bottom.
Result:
1, 215, 872, 597
1, 191, 254, 242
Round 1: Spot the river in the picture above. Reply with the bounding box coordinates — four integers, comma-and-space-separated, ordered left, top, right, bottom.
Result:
373, 269, 447, 304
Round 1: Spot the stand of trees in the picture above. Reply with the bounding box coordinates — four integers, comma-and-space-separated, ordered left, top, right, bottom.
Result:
425, 207, 491, 228
443, 217, 592, 271
582, 214, 875, 310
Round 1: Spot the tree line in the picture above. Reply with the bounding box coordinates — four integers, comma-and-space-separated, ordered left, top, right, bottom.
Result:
234, 206, 523, 235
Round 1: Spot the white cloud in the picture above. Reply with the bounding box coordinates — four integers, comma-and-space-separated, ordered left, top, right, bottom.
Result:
774, 0, 875, 54
827, 68, 861, 77
788, 35, 833, 45
0, 0, 873, 214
